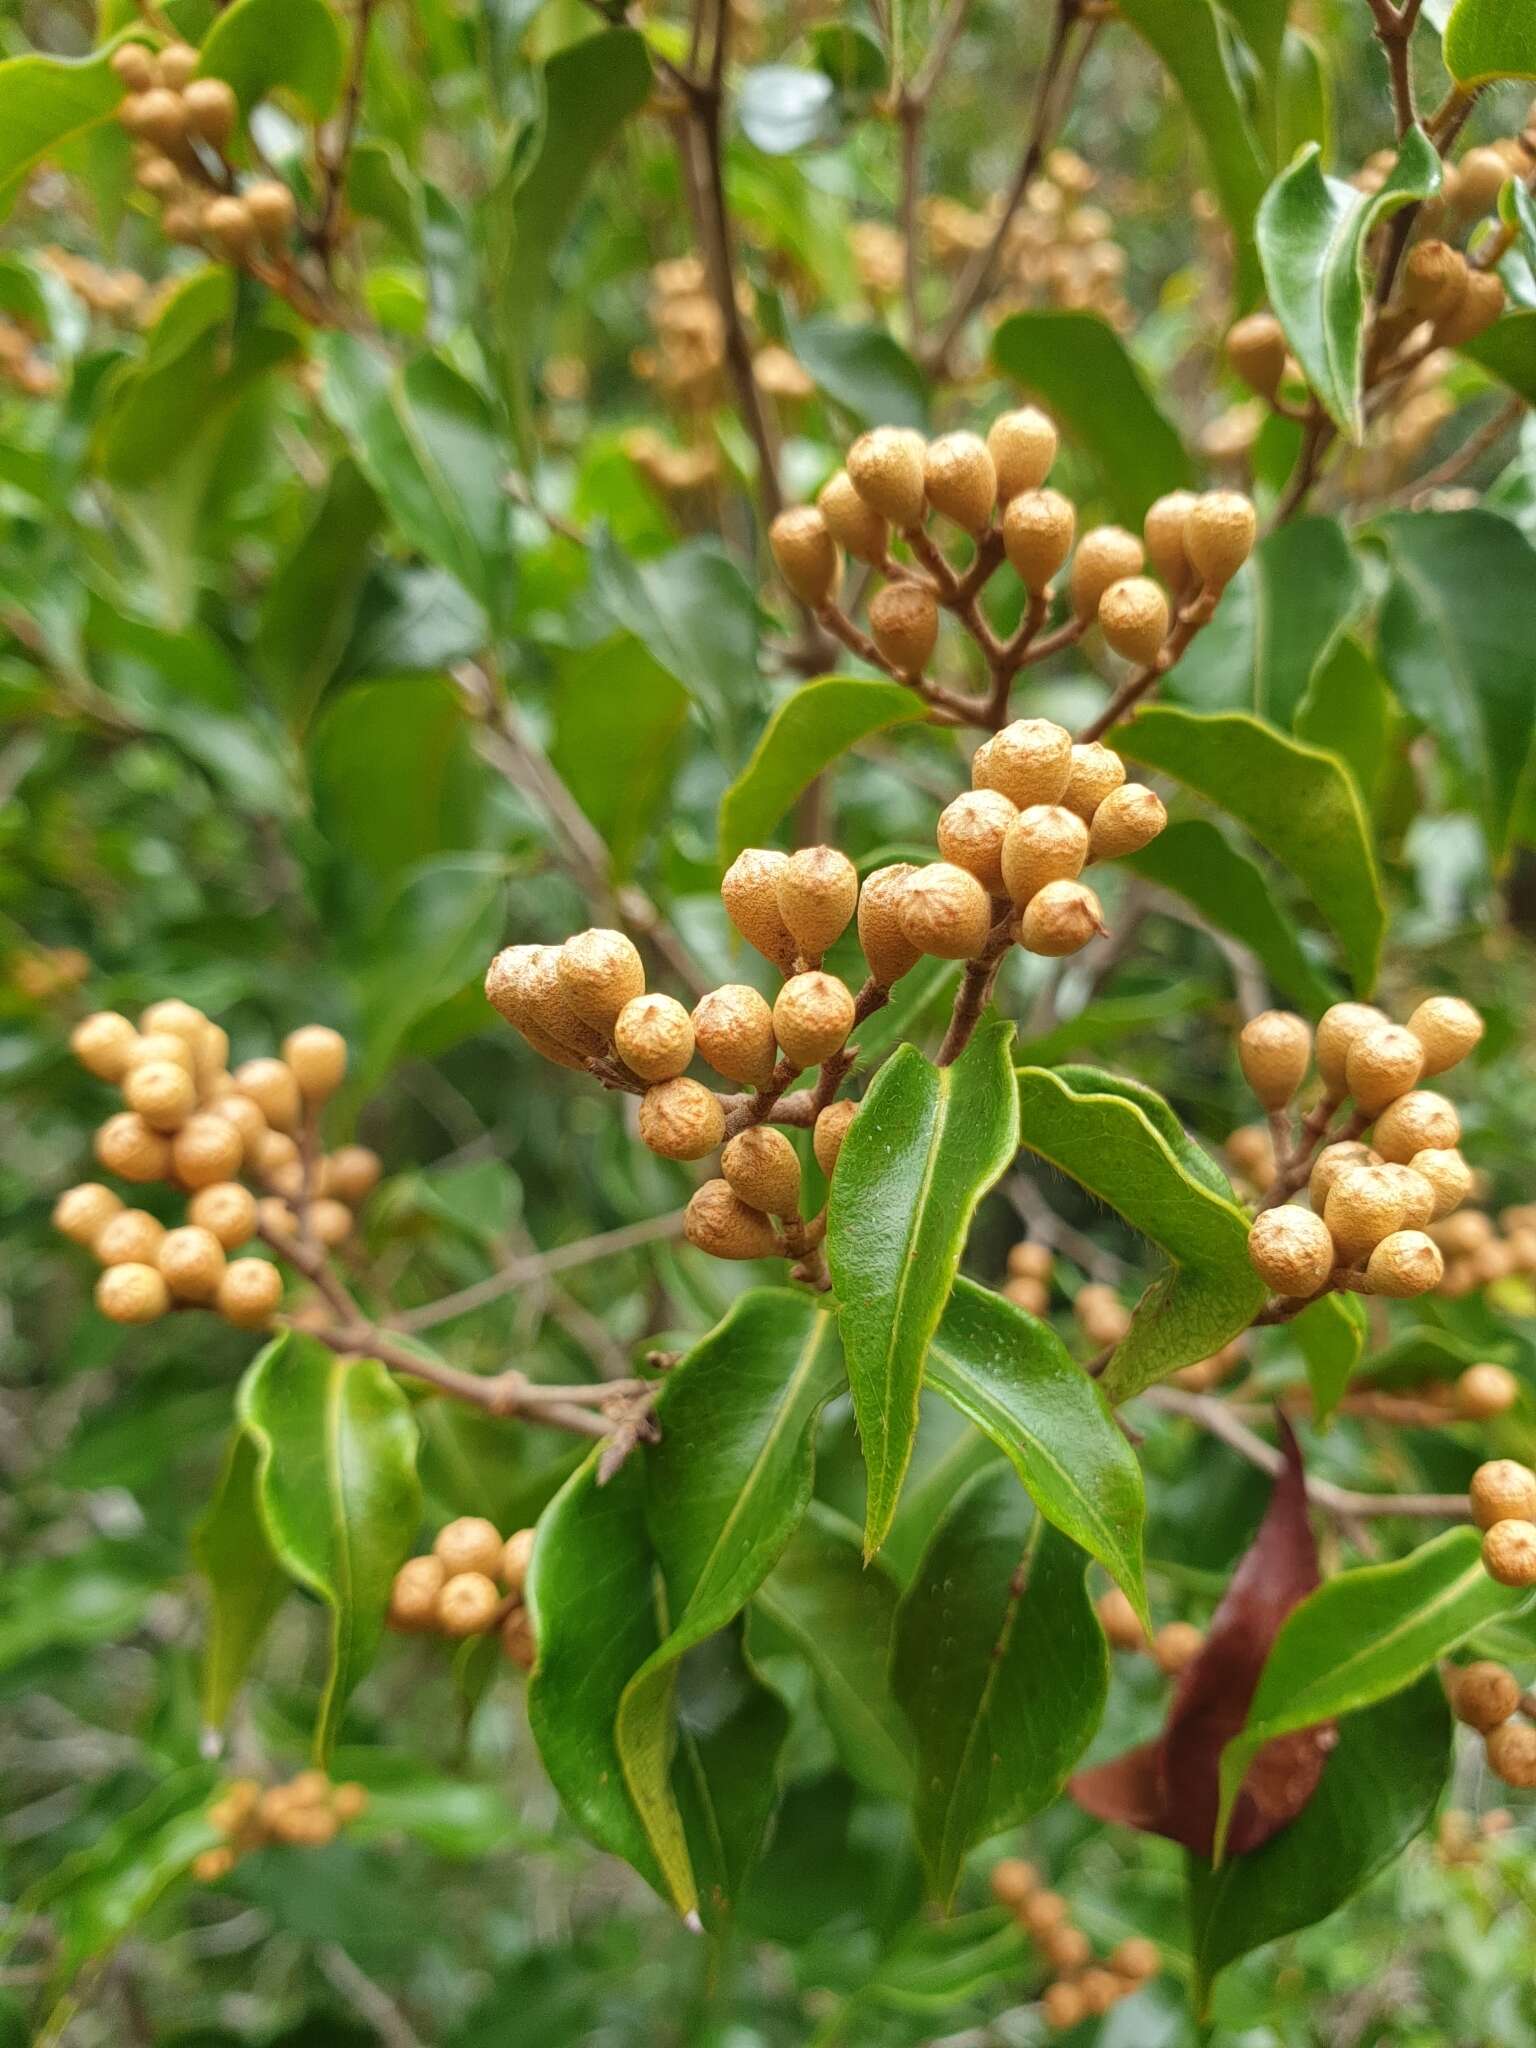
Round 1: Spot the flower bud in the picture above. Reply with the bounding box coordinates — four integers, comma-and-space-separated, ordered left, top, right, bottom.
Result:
614, 993, 695, 1082
1075, 1282, 1131, 1345
1045, 1925, 1091, 1974
1224, 312, 1288, 399
1142, 490, 1200, 591
1087, 782, 1166, 860
282, 1025, 348, 1102
1483, 1519, 1536, 1589
1097, 1586, 1148, 1652
684, 1177, 782, 1259
638, 1077, 725, 1159
212, 1091, 266, 1148
897, 863, 994, 960
306, 1197, 353, 1247
157, 42, 198, 87
936, 789, 1018, 894
1307, 1141, 1377, 1208
1001, 487, 1075, 592
1458, 1362, 1521, 1421
1097, 576, 1170, 664
1454, 1659, 1520, 1730
388, 1555, 446, 1632
817, 469, 887, 563
847, 425, 928, 529
1184, 491, 1256, 588
233, 1056, 303, 1133
1344, 1023, 1424, 1115
126, 1030, 195, 1076
437, 1570, 502, 1638
204, 195, 258, 260
171, 1113, 244, 1188
869, 581, 939, 675
1453, 144, 1508, 218
110, 42, 156, 90
501, 1604, 537, 1667
96, 1208, 166, 1267
435, 1517, 504, 1578
924, 431, 996, 534
773, 971, 856, 1067
97, 1261, 170, 1324
1372, 1089, 1461, 1164
96, 1110, 173, 1183
1314, 1001, 1389, 1091
121, 86, 185, 148
971, 716, 1072, 807
1061, 741, 1126, 822
1069, 526, 1144, 620
990, 1857, 1040, 1909
721, 849, 799, 975
501, 1528, 536, 1593
721, 1125, 802, 1215
485, 945, 607, 1066
1472, 1459, 1536, 1530
53, 1182, 123, 1248
1000, 803, 1088, 906
1248, 1204, 1334, 1296
1004, 1275, 1048, 1315
769, 506, 841, 606
776, 845, 859, 958
1153, 1620, 1205, 1675
813, 1099, 857, 1176
1377, 1162, 1437, 1230
987, 406, 1057, 502
189, 1181, 258, 1250
244, 179, 298, 244
1238, 1010, 1312, 1110
1364, 1228, 1443, 1296
1402, 239, 1467, 318
124, 1057, 196, 1132
857, 863, 922, 985
691, 984, 777, 1087
325, 1144, 382, 1205
1487, 1718, 1536, 1787
1407, 1146, 1473, 1219
558, 929, 645, 1033
182, 75, 238, 147
1406, 994, 1483, 1076
71, 1010, 140, 1081
158, 1224, 226, 1303
1226, 1123, 1277, 1185
1020, 879, 1105, 956
1325, 1163, 1408, 1262
1007, 1241, 1052, 1281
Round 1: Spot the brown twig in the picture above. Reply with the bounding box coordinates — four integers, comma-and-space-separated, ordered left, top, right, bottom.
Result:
393, 1208, 689, 1334
314, 0, 379, 272
1074, 585, 1219, 742
936, 911, 1015, 1065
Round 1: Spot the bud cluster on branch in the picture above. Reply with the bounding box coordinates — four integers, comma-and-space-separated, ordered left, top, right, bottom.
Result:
387, 1516, 538, 1668
989, 1856, 1161, 2032
192, 1770, 368, 1883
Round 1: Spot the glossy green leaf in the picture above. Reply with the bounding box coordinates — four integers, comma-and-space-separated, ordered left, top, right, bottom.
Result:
1443, 0, 1536, 83
1460, 309, 1536, 403
1375, 509, 1536, 860
670, 1626, 790, 1925
719, 677, 927, 868
786, 311, 929, 430
891, 1464, 1108, 1902
311, 676, 484, 886
1049, 1063, 1234, 1198
1016, 980, 1217, 1069
1256, 127, 1441, 437
991, 310, 1196, 523
348, 852, 507, 1091
1293, 1291, 1368, 1426
925, 1277, 1149, 1627
1015, 1065, 1265, 1403
1275, 28, 1332, 164
827, 1020, 1021, 1559
1294, 635, 1399, 813
1114, 705, 1385, 992
191, 1430, 288, 1738
1214, 1527, 1529, 1860
197, 0, 345, 113
0, 43, 124, 220
257, 458, 382, 726
553, 634, 688, 878
237, 1333, 422, 1763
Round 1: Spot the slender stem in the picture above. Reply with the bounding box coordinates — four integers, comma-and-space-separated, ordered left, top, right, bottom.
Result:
393, 1208, 689, 1334
1387, 395, 1525, 505
936, 912, 1014, 1065
1074, 585, 1218, 742
1270, 406, 1336, 529
315, 0, 379, 271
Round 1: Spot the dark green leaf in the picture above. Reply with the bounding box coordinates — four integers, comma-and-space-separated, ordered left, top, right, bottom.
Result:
1460, 309, 1536, 402
348, 852, 507, 1091
257, 458, 382, 726
310, 675, 484, 886
196, 0, 346, 114
0, 42, 123, 219
786, 311, 929, 430
1443, 0, 1536, 84
552, 634, 688, 878
671, 1626, 790, 1926
191, 1430, 288, 1738
1294, 635, 1399, 813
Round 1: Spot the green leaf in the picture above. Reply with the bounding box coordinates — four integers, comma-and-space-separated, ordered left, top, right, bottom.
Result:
236, 1333, 422, 1763
891, 1464, 1107, 1902
1256, 127, 1442, 437
925, 1277, 1149, 1628
191, 1430, 288, 1738
1444, 0, 1536, 83
718, 677, 927, 868
827, 1020, 1021, 1559
1048, 1063, 1234, 1198
310, 675, 485, 887
1214, 1527, 1530, 1860
991, 310, 1196, 524
1114, 705, 1385, 993
1189, 1673, 1451, 2010
553, 634, 688, 878
786, 311, 929, 430
1014, 1065, 1265, 1404
1124, 818, 1339, 1012
348, 852, 507, 1091
0, 43, 124, 221
257, 458, 382, 726
1374, 508, 1536, 860
196, 0, 346, 114
670, 1626, 790, 1925
1294, 636, 1399, 813
1292, 1291, 1367, 1425
1460, 309, 1536, 402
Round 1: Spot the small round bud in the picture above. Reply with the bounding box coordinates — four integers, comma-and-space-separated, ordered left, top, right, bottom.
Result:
814, 1099, 857, 1177
1042, 1981, 1086, 2031
1225, 312, 1287, 398
1248, 1204, 1335, 1296
1407, 995, 1483, 1077
1308, 1141, 1378, 1209
189, 1181, 258, 1250
244, 179, 298, 243
1087, 782, 1166, 861
1060, 742, 1126, 823
257, 1197, 299, 1239
923, 431, 996, 534
436, 1570, 502, 1638
182, 75, 238, 147
1376, 1163, 1437, 1230
1486, 1719, 1536, 1788
53, 1182, 123, 1248
989, 1857, 1039, 1908
1097, 1586, 1148, 1652
777, 845, 859, 958
1471, 1459, 1536, 1531
1184, 491, 1256, 588
233, 1057, 303, 1133
1402, 239, 1468, 319
203, 195, 258, 260
71, 1011, 140, 1081
692, 984, 777, 1088
722, 1126, 802, 1216
1097, 576, 1170, 664
1075, 1282, 1131, 1346
282, 1026, 347, 1102
1453, 1660, 1520, 1731
558, 929, 645, 1033
1364, 1229, 1443, 1297
485, 945, 606, 1065
193, 1846, 236, 1883
124, 1058, 197, 1132
1045, 1926, 1091, 1974
1022, 1889, 1067, 1936
869, 582, 939, 675
721, 849, 799, 975
1153, 1619, 1206, 1675
817, 469, 887, 564
1314, 1002, 1390, 1092
1111, 1937, 1160, 1983
95, 1208, 165, 1268
972, 717, 1073, 807
1482, 1518, 1536, 1589
132, 1016, 201, 1065
614, 993, 695, 1082
1344, 1024, 1424, 1116
1325, 1163, 1410, 1263
217, 1257, 282, 1329
1457, 1363, 1521, 1421
684, 1177, 782, 1259
158, 1224, 226, 1303
96, 1110, 173, 1183
157, 42, 198, 87
858, 863, 922, 986
1227, 1124, 1278, 1185
305, 1197, 353, 1248
96, 1261, 170, 1324
638, 1077, 725, 1159
1000, 804, 1088, 907
324, 1145, 382, 1205
773, 972, 856, 1067
501, 1604, 537, 1668
936, 789, 1018, 895
1005, 1275, 1049, 1314
1008, 1242, 1052, 1281
1454, 144, 1508, 218
1238, 1010, 1312, 1111
897, 863, 994, 960
1001, 487, 1075, 592
987, 406, 1057, 502
212, 1092, 266, 1149
110, 43, 157, 90
331, 1782, 368, 1823
769, 506, 841, 606
501, 1528, 536, 1594
122, 86, 185, 148
171, 1113, 244, 1188
389, 1554, 447, 1631
1437, 267, 1506, 345
1143, 490, 1200, 590
1373, 1090, 1460, 1164
1021, 879, 1105, 956
846, 425, 927, 529
255, 1129, 301, 1185
434, 1516, 504, 1578
1069, 526, 1144, 620
1078, 1968, 1125, 2017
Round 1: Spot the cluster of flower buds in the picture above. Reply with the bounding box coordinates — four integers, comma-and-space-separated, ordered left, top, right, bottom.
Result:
387, 1516, 537, 1668
192, 1770, 368, 1880
0, 315, 58, 398
990, 1857, 1161, 2030
631, 255, 727, 407
1451, 1647, 1536, 1788
1000, 1238, 1052, 1317
40, 246, 148, 323
112, 41, 297, 267
1434, 1204, 1536, 1300
55, 1001, 378, 1329
1471, 1457, 1536, 1598
1095, 1588, 1205, 1677
1002, 1243, 1242, 1390
1242, 997, 1485, 1302
994, 149, 1131, 331
1435, 1805, 1513, 1867
10, 943, 90, 1001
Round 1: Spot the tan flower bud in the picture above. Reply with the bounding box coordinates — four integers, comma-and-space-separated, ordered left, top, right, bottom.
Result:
157, 41, 198, 87
282, 1025, 348, 1102
96, 1261, 170, 1324
158, 1224, 226, 1303
436, 1570, 502, 1638
95, 1110, 173, 1183
722, 1125, 802, 1215
212, 1091, 266, 1149
53, 1182, 123, 1248
869, 581, 939, 675
971, 717, 1072, 807
721, 849, 799, 975
305, 1197, 353, 1247
1470, 1459, 1536, 1531
244, 179, 298, 244
1453, 144, 1508, 218
124, 1057, 197, 1132
182, 75, 238, 147
1075, 1282, 1131, 1346
434, 1515, 504, 1578
189, 1181, 258, 1249
1457, 1362, 1521, 1421
1307, 1141, 1377, 1208
1487, 1718, 1536, 1786
769, 506, 841, 605
1020, 878, 1105, 956
614, 993, 695, 1082
1001, 487, 1075, 592
847, 425, 928, 528
203, 195, 258, 260
121, 85, 185, 148
1376, 1163, 1437, 1229
1238, 1010, 1312, 1110
255, 1130, 301, 1190
500, 1528, 536, 1595
987, 406, 1057, 502
1153, 1620, 1205, 1675
1407, 1146, 1473, 1220
110, 42, 156, 90
1402, 239, 1467, 318
1000, 803, 1088, 906
1069, 525, 1144, 619
71, 1010, 140, 1082
1097, 1586, 1148, 1652
558, 929, 645, 1032
1007, 1241, 1052, 1280
817, 469, 887, 564
989, 1857, 1040, 1909
857, 862, 922, 986
776, 845, 859, 958
147, 999, 212, 1047
1112, 1937, 1161, 1983
1061, 741, 1126, 822
1344, 1023, 1424, 1115
324, 1145, 381, 1205
691, 984, 777, 1087
1248, 1204, 1335, 1296
485, 945, 606, 1066
1373, 1089, 1460, 1164
1023, 1890, 1068, 1936
1142, 490, 1200, 590
1482, 1519, 1536, 1590
936, 789, 1018, 894
923, 431, 996, 534
1097, 576, 1170, 664
171, 1113, 244, 1188
126, 1030, 195, 1076
1046, 1926, 1092, 1974
1004, 1275, 1048, 1315
501, 1602, 537, 1667
1364, 1228, 1443, 1296
1184, 491, 1256, 588
897, 862, 994, 960
1431, 1209, 1493, 1255
773, 971, 856, 1067
257, 1197, 299, 1239
95, 1208, 166, 1266
217, 1256, 282, 1329
814, 1099, 857, 1176
1087, 782, 1165, 860
1406, 994, 1483, 1076
1325, 1162, 1410, 1262
233, 1056, 303, 1132
638, 1077, 725, 1159
684, 1177, 782, 1259
1453, 1659, 1520, 1731
1225, 311, 1288, 398
1314, 1001, 1390, 1091
1226, 1122, 1277, 1185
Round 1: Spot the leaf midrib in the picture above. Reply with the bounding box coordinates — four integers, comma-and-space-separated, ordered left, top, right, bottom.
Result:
937, 1522, 1040, 1885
